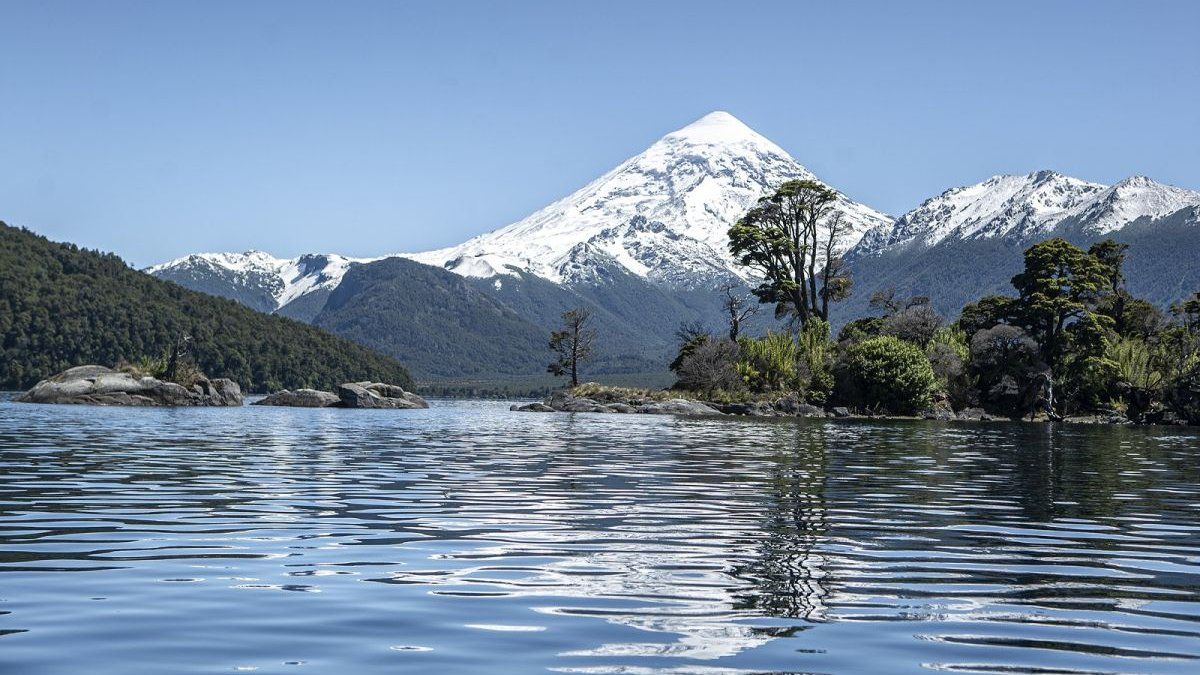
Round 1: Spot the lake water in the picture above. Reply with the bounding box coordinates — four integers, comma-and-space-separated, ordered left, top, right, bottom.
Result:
1, 397, 1199, 674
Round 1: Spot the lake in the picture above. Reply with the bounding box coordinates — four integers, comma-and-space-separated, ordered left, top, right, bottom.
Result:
1, 397, 1198, 674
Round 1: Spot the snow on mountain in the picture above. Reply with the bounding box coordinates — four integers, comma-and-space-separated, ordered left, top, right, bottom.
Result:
853, 171, 1106, 254
147, 250, 377, 311
1068, 176, 1200, 235
852, 171, 1200, 256
405, 111, 893, 284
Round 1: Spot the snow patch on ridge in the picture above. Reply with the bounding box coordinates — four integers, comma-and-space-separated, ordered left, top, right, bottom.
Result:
853, 171, 1200, 256
147, 250, 380, 311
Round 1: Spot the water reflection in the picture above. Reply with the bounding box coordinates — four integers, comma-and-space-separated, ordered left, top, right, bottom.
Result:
0, 400, 1198, 674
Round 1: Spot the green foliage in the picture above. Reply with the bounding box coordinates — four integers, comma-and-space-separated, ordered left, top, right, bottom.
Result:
835, 335, 938, 414
736, 332, 798, 393
728, 179, 848, 327
1107, 338, 1165, 393
0, 223, 413, 392
1010, 238, 1110, 369
926, 325, 975, 408
958, 295, 1015, 336
837, 316, 883, 344
796, 318, 834, 403
929, 325, 970, 363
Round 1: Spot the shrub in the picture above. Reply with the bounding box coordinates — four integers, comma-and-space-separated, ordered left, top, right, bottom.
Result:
926, 325, 975, 408
969, 325, 1046, 417
837, 316, 883, 344
737, 332, 797, 393
797, 319, 834, 403
881, 304, 945, 348
674, 337, 742, 394
835, 335, 938, 414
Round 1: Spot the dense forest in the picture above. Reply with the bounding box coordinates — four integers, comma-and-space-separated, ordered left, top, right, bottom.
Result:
0, 223, 413, 392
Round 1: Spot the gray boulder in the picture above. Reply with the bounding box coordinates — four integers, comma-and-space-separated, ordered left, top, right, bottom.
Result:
544, 392, 611, 413
253, 389, 341, 408
831, 406, 852, 418
635, 399, 722, 416
337, 382, 429, 409
605, 403, 636, 414
957, 407, 993, 421
721, 401, 777, 416
17, 366, 242, 407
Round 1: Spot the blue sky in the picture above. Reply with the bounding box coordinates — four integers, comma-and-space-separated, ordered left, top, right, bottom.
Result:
2, 0, 1198, 266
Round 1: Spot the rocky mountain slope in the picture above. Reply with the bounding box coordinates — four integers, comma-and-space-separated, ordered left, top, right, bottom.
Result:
837, 172, 1200, 320
147, 250, 376, 321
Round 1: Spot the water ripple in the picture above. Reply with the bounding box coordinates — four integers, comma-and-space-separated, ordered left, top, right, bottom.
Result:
0, 399, 1198, 673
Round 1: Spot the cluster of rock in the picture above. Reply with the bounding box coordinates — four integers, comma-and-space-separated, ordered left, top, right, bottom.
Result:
16, 365, 243, 407
920, 400, 994, 422
253, 382, 428, 409
511, 390, 1012, 422
512, 391, 857, 418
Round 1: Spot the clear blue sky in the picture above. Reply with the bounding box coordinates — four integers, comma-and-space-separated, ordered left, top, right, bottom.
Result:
2, 0, 1198, 266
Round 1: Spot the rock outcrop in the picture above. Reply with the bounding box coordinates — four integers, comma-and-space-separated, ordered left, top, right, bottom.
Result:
634, 399, 722, 416
336, 382, 429, 409
252, 382, 429, 409
252, 389, 341, 408
17, 366, 242, 407
515, 391, 721, 417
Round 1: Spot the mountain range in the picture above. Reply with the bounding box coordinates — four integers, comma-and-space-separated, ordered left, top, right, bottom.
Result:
147, 112, 1200, 383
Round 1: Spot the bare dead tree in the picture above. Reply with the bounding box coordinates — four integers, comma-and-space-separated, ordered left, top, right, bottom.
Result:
720, 282, 759, 342
164, 333, 193, 383
818, 212, 854, 320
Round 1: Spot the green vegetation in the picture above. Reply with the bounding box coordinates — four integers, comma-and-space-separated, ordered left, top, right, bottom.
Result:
835, 336, 937, 414
0, 223, 413, 392
687, 222, 1200, 423
728, 180, 854, 329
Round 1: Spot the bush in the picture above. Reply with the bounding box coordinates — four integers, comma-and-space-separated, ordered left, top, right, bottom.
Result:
837, 316, 883, 344
969, 325, 1047, 417
674, 337, 742, 394
926, 325, 975, 408
796, 319, 834, 403
835, 335, 938, 414
881, 304, 945, 348
737, 332, 797, 393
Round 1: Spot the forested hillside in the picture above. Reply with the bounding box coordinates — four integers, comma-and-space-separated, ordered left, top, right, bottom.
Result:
0, 223, 413, 392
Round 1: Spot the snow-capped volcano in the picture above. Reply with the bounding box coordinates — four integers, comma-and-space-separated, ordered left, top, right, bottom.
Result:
853, 171, 1200, 256
405, 111, 893, 284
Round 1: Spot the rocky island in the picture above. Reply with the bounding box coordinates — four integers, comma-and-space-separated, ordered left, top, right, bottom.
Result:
254, 382, 428, 409
17, 365, 243, 407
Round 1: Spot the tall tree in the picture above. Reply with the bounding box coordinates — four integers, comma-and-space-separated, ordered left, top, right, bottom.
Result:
547, 308, 596, 387
728, 180, 850, 327
1009, 238, 1111, 372
1089, 239, 1131, 334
